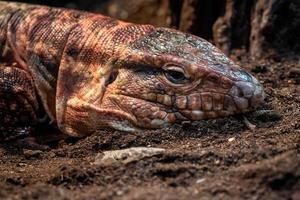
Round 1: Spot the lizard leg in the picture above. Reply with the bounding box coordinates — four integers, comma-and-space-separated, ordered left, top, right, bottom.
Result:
0, 65, 38, 141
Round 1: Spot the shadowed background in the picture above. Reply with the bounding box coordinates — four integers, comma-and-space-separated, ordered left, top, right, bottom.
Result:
13, 0, 300, 58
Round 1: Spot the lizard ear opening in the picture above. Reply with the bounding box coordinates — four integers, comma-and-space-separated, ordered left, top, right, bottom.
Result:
106, 70, 118, 86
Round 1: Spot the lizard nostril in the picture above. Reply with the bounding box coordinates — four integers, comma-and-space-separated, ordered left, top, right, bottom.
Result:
237, 87, 244, 98
235, 81, 255, 98
229, 84, 248, 98
229, 81, 261, 111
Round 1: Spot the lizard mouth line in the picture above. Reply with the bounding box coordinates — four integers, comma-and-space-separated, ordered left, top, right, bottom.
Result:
115, 91, 254, 123
118, 91, 231, 110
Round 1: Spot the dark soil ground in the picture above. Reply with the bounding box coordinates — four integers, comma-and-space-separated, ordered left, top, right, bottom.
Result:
0, 53, 299, 199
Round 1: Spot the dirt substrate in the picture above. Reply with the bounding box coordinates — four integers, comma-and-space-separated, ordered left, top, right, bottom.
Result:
0, 55, 299, 200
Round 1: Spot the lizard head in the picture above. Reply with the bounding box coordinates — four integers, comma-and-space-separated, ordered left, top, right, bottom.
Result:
100, 28, 265, 131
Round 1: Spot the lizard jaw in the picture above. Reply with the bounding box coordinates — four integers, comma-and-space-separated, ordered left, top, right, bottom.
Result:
104, 79, 264, 130
177, 79, 265, 121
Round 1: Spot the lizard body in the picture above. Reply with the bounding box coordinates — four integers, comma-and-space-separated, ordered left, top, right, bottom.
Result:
0, 2, 265, 139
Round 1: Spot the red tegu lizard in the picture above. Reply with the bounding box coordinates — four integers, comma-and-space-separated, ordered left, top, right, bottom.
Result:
0, 2, 265, 140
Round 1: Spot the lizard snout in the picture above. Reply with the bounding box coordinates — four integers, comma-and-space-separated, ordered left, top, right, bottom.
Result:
229, 80, 265, 112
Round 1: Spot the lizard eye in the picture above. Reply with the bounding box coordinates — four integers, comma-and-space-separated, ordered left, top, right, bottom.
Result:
163, 66, 190, 84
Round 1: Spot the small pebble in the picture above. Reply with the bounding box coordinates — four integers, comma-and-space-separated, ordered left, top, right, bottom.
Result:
196, 178, 206, 184
48, 152, 56, 158
18, 168, 26, 172
23, 149, 43, 159
17, 163, 27, 167
228, 137, 235, 142
288, 67, 300, 78
116, 190, 124, 196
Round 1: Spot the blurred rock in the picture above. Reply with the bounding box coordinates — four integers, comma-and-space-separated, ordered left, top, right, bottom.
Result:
251, 0, 300, 58
98, 0, 170, 27
212, 0, 300, 58
213, 0, 252, 55
94, 147, 165, 166
23, 149, 43, 159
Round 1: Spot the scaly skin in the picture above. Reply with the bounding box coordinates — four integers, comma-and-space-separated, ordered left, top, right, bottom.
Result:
0, 2, 265, 139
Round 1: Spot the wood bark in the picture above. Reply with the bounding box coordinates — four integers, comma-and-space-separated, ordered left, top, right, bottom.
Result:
171, 0, 300, 58
15, 0, 300, 58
